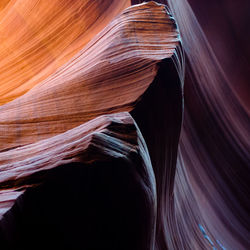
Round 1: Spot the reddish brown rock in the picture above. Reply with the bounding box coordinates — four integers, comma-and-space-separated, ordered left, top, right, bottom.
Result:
0, 1, 180, 151
0, 0, 130, 105
0, 2, 182, 249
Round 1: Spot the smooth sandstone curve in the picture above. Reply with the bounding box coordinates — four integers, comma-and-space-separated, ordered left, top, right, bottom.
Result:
0, 1, 180, 151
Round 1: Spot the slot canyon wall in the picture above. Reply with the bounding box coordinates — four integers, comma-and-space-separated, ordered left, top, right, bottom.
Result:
0, 0, 249, 249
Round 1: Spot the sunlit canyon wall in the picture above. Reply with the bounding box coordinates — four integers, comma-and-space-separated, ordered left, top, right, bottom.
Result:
0, 1, 249, 249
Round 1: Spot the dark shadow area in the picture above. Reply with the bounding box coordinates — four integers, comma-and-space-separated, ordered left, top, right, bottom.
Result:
131, 58, 183, 248
0, 159, 153, 250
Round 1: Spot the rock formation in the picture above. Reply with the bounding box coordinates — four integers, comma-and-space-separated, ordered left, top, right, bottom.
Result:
0, 1, 249, 250
0, 112, 157, 249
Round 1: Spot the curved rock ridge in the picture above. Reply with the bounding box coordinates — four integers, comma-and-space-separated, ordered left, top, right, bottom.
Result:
1, 1, 249, 250
0, 112, 157, 250
0, 112, 156, 228
133, 1, 250, 250
0, 112, 154, 190
0, 1, 180, 151
0, 0, 130, 105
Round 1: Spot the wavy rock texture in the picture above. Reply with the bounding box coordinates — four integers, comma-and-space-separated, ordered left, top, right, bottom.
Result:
0, 2, 181, 249
0, 1, 179, 151
0, 0, 249, 250
0, 0, 130, 105
134, 0, 250, 249
0, 112, 156, 249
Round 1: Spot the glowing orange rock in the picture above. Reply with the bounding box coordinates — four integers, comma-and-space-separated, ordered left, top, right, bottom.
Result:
0, 0, 130, 105
0, 2, 180, 151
